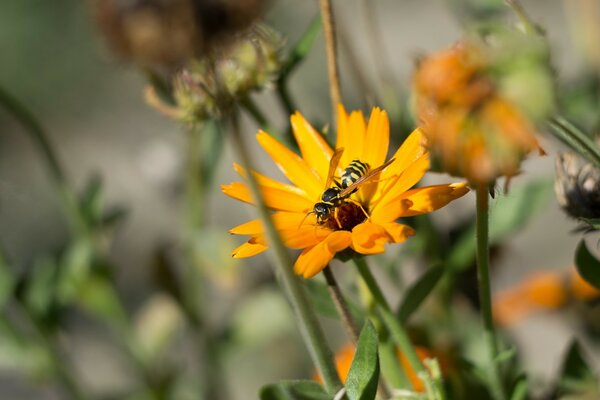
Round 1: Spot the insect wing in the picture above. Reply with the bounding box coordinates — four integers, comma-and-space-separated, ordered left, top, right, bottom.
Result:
325, 148, 344, 189
338, 158, 395, 197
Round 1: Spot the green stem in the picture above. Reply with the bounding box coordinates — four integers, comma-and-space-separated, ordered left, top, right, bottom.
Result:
229, 112, 342, 394
353, 258, 427, 388
323, 266, 359, 343
183, 122, 229, 400
239, 96, 289, 144
548, 116, 600, 169
0, 86, 87, 235
475, 185, 506, 400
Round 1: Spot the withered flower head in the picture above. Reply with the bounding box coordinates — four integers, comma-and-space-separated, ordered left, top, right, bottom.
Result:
413, 32, 552, 184
93, 0, 267, 72
555, 152, 600, 220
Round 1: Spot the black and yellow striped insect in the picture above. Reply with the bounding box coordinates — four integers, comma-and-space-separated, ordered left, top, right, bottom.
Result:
308, 148, 394, 227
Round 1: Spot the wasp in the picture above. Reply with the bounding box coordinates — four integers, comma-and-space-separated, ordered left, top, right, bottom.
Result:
308, 148, 394, 228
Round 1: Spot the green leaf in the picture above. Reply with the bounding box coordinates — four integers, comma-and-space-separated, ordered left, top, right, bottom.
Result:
346, 321, 379, 400
559, 341, 597, 393
280, 15, 322, 78
578, 217, 600, 231
548, 116, 600, 170
448, 180, 552, 271
0, 250, 14, 309
509, 375, 528, 400
397, 265, 444, 323
260, 380, 330, 400
574, 240, 600, 290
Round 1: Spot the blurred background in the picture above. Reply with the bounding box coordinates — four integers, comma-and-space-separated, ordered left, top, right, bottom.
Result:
0, 0, 599, 399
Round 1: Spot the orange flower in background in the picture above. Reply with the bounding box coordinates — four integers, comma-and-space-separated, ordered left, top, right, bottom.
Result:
222, 106, 469, 278
314, 343, 443, 392
413, 42, 543, 184
493, 268, 600, 327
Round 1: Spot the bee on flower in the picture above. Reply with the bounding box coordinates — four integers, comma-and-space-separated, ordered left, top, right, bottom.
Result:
413, 35, 552, 184
222, 105, 468, 278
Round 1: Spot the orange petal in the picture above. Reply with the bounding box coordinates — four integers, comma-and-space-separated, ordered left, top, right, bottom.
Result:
256, 130, 323, 198
363, 107, 390, 168
400, 183, 469, 218
380, 222, 416, 243
335, 104, 348, 151
229, 212, 311, 235
381, 128, 428, 181
232, 240, 268, 258
370, 198, 413, 224
291, 113, 334, 183
294, 231, 352, 278
233, 163, 308, 197
338, 109, 367, 167
351, 222, 392, 254
222, 182, 313, 212
372, 154, 430, 206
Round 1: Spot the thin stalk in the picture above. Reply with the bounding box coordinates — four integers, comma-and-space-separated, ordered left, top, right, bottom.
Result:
353, 258, 427, 389
319, 0, 342, 120
0, 86, 87, 235
183, 122, 229, 400
323, 266, 359, 343
239, 96, 290, 146
475, 185, 506, 400
276, 82, 296, 117
229, 111, 342, 394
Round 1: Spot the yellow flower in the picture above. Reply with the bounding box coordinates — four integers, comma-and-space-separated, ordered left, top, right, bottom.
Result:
413, 42, 544, 184
222, 106, 468, 278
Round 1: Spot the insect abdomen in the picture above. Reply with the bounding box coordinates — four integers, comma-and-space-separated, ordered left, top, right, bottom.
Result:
341, 160, 369, 189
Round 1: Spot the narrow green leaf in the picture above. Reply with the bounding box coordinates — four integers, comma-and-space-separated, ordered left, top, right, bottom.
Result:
574, 240, 600, 290
260, 380, 330, 400
578, 217, 600, 231
509, 376, 528, 400
397, 265, 444, 323
559, 341, 597, 393
346, 321, 379, 400
548, 116, 600, 169
280, 15, 322, 78
0, 249, 14, 309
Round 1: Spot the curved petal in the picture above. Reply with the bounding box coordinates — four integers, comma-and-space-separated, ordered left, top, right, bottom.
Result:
232, 240, 268, 258
371, 199, 413, 224
291, 112, 334, 182
281, 226, 333, 249
380, 222, 416, 243
337, 109, 367, 167
371, 154, 430, 206
294, 231, 352, 278
229, 212, 311, 235
381, 128, 428, 181
351, 222, 392, 254
400, 183, 469, 217
233, 163, 308, 197
256, 130, 323, 198
222, 182, 313, 212
363, 107, 390, 168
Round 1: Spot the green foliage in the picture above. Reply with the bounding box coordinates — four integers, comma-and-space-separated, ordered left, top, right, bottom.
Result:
346, 321, 380, 400
558, 341, 598, 396
397, 265, 444, 323
260, 380, 330, 400
574, 239, 600, 290
448, 179, 552, 271
305, 279, 363, 324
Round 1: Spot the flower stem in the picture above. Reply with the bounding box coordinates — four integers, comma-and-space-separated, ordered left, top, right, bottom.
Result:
229, 111, 343, 394
319, 0, 342, 119
323, 266, 359, 343
475, 184, 506, 400
0, 86, 87, 236
353, 258, 427, 389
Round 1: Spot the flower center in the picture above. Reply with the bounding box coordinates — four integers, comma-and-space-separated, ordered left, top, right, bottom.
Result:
324, 201, 368, 231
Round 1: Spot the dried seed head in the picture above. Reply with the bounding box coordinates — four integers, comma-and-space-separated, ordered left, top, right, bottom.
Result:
93, 0, 268, 72
555, 152, 600, 219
